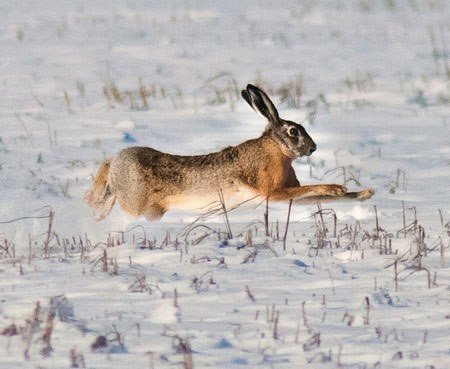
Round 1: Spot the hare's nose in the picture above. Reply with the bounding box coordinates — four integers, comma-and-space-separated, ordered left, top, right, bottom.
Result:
309, 144, 317, 154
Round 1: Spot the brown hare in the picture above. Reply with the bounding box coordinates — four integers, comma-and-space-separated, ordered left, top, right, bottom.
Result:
85, 84, 374, 221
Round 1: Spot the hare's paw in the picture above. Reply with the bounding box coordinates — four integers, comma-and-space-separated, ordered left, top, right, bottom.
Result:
356, 188, 375, 201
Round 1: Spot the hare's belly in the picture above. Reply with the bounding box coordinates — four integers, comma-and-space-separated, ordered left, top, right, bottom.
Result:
166, 186, 259, 211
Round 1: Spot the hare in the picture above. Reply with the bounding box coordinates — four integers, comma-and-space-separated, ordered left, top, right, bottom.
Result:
85, 84, 374, 221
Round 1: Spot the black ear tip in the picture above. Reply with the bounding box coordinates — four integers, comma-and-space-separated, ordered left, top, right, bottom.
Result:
246, 84, 257, 91
241, 90, 252, 105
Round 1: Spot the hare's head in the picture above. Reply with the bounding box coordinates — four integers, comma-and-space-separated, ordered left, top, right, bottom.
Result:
242, 84, 316, 158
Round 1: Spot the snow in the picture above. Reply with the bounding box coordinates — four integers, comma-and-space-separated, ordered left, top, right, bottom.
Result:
0, 0, 449, 368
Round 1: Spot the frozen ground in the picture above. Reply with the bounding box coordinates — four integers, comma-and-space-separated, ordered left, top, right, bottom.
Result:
0, 1, 449, 368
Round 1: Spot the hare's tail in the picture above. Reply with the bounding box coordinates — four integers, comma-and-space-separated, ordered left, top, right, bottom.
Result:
85, 160, 116, 221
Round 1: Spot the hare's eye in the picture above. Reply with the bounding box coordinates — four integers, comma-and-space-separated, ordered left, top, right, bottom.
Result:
288, 127, 299, 137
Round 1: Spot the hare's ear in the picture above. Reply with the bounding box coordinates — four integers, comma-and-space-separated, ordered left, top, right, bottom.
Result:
241, 84, 280, 124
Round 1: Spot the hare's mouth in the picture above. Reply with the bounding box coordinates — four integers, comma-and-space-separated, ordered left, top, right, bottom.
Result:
306, 144, 317, 156
295, 144, 316, 157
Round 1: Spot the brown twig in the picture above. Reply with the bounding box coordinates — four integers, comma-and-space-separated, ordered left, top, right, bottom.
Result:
282, 199, 293, 251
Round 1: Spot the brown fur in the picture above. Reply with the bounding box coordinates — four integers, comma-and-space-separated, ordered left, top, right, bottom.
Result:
84, 160, 116, 220
85, 84, 374, 221
85, 160, 111, 207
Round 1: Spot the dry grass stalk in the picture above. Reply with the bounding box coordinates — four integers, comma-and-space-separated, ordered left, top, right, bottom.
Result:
102, 249, 108, 272
363, 296, 370, 325
43, 211, 55, 259
402, 201, 407, 238
439, 24, 450, 78
282, 199, 293, 251
276, 74, 305, 108
41, 307, 55, 357
63, 90, 73, 114
245, 229, 253, 248
428, 27, 440, 76
337, 344, 343, 367
70, 346, 86, 368
303, 332, 321, 351
294, 317, 300, 344
394, 260, 399, 291
23, 301, 42, 360
138, 77, 149, 110
301, 301, 311, 334
423, 329, 428, 344
438, 209, 444, 227
374, 205, 380, 240
173, 288, 178, 308
1, 324, 18, 337
241, 250, 257, 264
272, 310, 280, 340
14, 112, 34, 144
342, 311, 354, 326
264, 196, 270, 237
177, 337, 194, 369
103, 80, 154, 110
245, 285, 256, 303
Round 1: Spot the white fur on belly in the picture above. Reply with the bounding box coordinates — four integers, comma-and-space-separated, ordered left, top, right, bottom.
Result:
166, 186, 260, 211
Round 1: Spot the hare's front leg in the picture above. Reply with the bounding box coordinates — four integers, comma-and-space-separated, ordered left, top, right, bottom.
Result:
269, 184, 347, 201
294, 188, 374, 205
144, 203, 166, 221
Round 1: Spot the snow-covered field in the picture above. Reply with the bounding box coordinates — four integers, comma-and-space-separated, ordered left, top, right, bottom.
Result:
1, 1, 449, 368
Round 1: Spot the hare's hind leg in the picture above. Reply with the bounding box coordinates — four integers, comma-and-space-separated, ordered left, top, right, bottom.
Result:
94, 194, 116, 221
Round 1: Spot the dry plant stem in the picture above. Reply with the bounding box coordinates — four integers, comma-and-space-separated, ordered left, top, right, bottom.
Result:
394, 260, 398, 292
28, 235, 32, 265
24, 301, 41, 360
43, 211, 54, 258
413, 206, 418, 235
429, 26, 441, 76
337, 344, 343, 367
438, 209, 444, 227
320, 253, 336, 295
0, 214, 54, 225
31, 88, 44, 107
402, 201, 407, 238
363, 297, 370, 325
439, 24, 450, 78
294, 317, 300, 344
14, 112, 34, 144
275, 219, 279, 240
282, 199, 293, 251
41, 307, 55, 356
272, 310, 280, 340
218, 189, 232, 239
182, 224, 217, 245
245, 229, 253, 247
317, 203, 325, 235
264, 196, 270, 237
173, 288, 178, 308
179, 338, 194, 369
63, 90, 73, 114
245, 285, 256, 303
301, 301, 311, 334
241, 250, 257, 264
102, 249, 108, 273
374, 205, 380, 239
